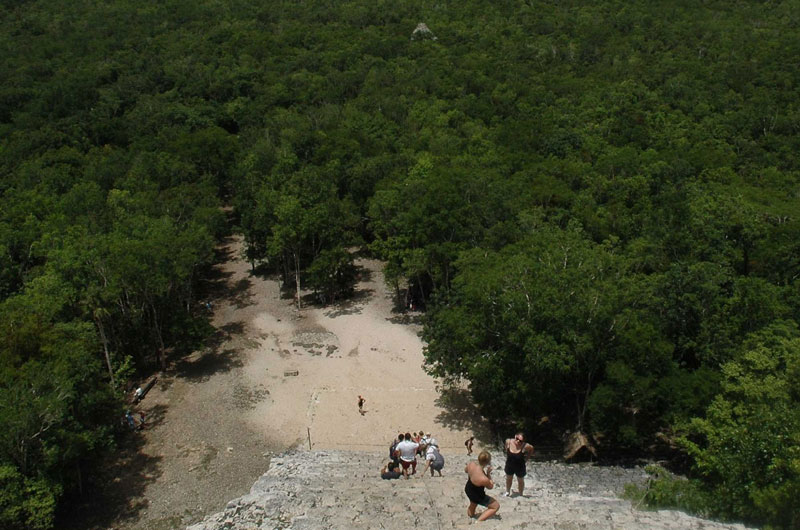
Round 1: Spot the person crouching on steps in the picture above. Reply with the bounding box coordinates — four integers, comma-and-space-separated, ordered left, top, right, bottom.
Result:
464, 451, 499, 522
422, 441, 444, 477
394, 432, 419, 479
381, 461, 401, 480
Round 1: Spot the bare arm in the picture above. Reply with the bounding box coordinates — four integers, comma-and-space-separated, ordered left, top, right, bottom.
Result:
421, 458, 431, 476
467, 462, 494, 488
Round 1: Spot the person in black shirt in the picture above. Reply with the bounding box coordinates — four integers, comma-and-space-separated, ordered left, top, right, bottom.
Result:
504, 433, 534, 497
381, 461, 401, 480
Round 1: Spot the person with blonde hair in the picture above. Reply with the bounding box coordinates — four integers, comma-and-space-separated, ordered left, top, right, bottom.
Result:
464, 451, 499, 521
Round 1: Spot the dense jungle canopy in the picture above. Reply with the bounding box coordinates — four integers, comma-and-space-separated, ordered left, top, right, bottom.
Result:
1, 0, 799, 527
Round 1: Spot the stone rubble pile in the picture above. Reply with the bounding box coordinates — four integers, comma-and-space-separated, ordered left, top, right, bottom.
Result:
188, 450, 749, 529
411, 23, 437, 41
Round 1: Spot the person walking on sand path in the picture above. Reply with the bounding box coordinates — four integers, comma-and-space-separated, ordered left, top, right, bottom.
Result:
358, 395, 365, 415
465, 435, 474, 455
503, 432, 534, 497
464, 451, 499, 522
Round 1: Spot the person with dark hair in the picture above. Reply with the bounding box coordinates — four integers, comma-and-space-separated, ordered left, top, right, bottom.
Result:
358, 395, 365, 414
465, 436, 474, 455
381, 461, 402, 480
464, 451, 499, 521
389, 433, 403, 464
394, 432, 419, 478
504, 433, 534, 497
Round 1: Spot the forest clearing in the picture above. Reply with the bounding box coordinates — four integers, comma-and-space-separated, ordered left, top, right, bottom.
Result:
2, 1, 799, 528
77, 235, 487, 529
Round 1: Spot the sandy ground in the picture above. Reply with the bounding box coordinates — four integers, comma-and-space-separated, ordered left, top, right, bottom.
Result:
94, 235, 489, 530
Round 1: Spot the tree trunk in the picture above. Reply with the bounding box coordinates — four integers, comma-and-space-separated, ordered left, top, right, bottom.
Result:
293, 250, 302, 309
150, 301, 167, 370
94, 316, 116, 387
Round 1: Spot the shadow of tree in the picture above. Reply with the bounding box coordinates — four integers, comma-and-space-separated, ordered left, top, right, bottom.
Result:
385, 312, 423, 326
173, 348, 243, 383
220, 321, 245, 336
434, 386, 495, 447
140, 403, 168, 430
321, 288, 374, 318
228, 277, 254, 309
196, 238, 237, 303
61, 430, 163, 529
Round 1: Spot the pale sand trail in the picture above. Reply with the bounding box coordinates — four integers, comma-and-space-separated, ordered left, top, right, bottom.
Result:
118, 235, 487, 529
240, 250, 487, 452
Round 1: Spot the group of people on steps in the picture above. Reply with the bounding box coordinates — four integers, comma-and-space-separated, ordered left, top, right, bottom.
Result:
383, 431, 445, 479
381, 431, 534, 523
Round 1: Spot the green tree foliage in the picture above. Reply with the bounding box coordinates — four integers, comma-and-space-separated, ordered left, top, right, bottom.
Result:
3, 0, 800, 526
681, 322, 800, 527
0, 465, 57, 530
425, 223, 627, 431
635, 323, 800, 528
0, 290, 117, 528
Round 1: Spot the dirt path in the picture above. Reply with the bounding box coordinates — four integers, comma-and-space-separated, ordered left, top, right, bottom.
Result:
97, 235, 489, 529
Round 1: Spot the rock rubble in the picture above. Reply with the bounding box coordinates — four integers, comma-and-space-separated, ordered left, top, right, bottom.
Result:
188, 450, 749, 529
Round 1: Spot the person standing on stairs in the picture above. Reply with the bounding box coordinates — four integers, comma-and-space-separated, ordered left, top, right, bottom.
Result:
504, 432, 534, 497
394, 432, 419, 478
464, 450, 499, 522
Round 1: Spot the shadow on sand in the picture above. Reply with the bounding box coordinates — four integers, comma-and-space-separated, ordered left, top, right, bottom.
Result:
173, 346, 244, 383
62, 428, 163, 530
321, 287, 374, 318
434, 386, 495, 447
385, 311, 423, 326
228, 277, 255, 309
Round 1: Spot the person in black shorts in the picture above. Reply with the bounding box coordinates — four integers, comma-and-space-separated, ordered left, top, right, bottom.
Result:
464, 451, 499, 521
504, 432, 534, 497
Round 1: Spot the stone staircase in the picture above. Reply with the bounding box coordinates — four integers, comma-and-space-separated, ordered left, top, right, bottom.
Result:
187, 450, 748, 530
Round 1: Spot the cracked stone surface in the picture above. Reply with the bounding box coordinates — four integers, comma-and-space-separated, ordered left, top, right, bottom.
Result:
187, 450, 749, 530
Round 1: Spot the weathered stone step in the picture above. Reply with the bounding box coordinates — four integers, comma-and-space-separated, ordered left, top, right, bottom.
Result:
188, 450, 750, 530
